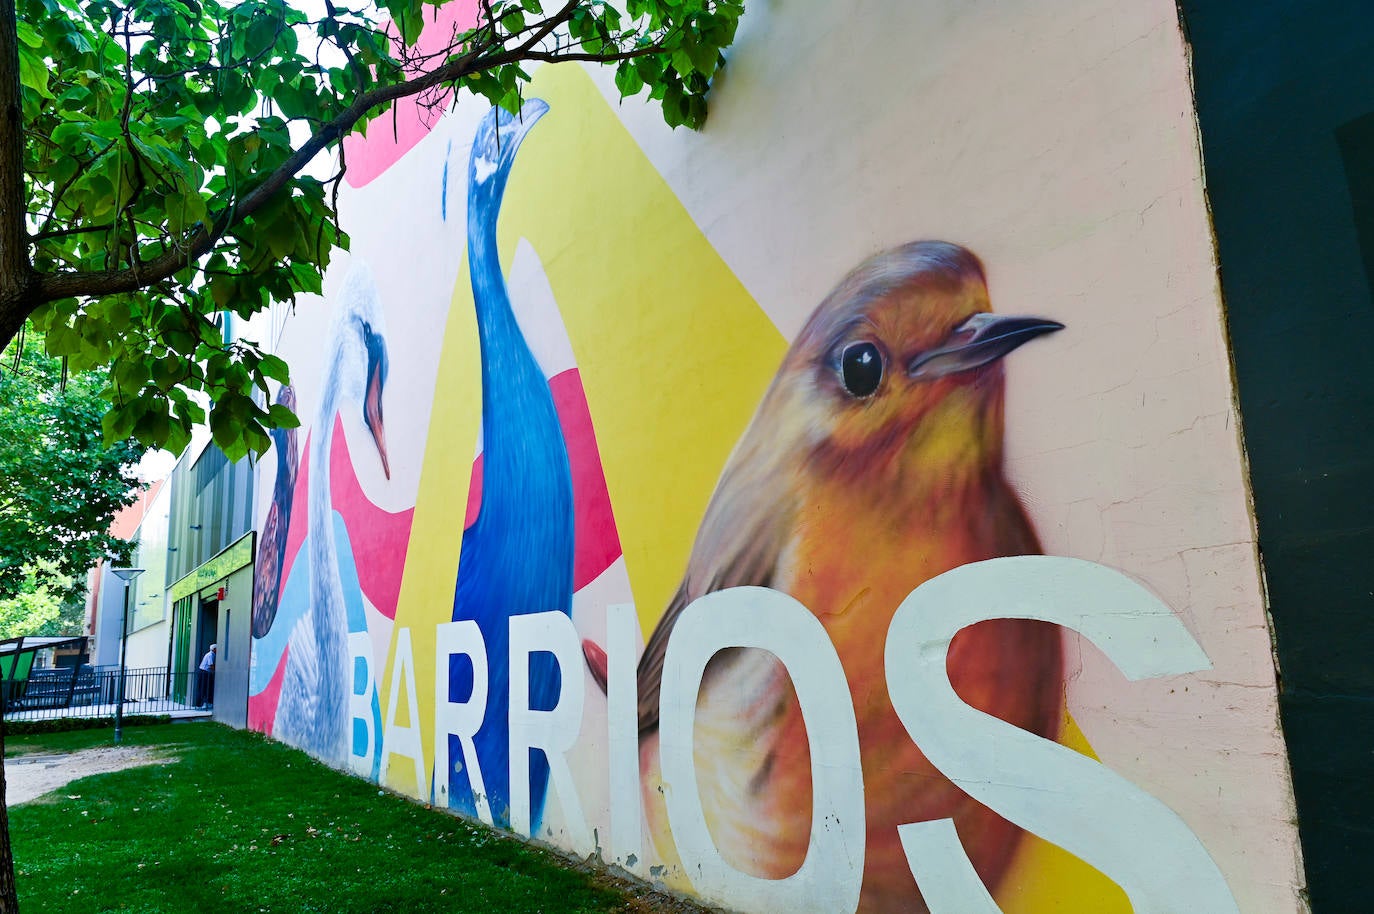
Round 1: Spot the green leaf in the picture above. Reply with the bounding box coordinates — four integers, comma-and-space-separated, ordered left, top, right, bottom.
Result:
18, 48, 52, 98
688, 37, 718, 75
259, 353, 290, 383
15, 21, 43, 48
614, 63, 644, 98
384, 0, 423, 44
267, 402, 301, 429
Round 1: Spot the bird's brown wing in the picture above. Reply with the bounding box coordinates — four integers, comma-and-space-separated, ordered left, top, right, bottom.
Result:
635, 387, 806, 734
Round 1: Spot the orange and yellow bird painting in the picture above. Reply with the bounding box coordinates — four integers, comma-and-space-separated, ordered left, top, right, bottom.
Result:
625, 240, 1065, 912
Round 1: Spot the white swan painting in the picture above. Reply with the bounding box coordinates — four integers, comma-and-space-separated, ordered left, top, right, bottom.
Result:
272, 262, 392, 768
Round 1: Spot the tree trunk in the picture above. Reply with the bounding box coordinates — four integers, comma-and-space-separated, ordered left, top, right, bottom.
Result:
0, 0, 34, 357
0, 710, 15, 914
0, 0, 27, 904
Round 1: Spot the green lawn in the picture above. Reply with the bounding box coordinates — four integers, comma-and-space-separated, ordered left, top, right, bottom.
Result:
4, 722, 698, 914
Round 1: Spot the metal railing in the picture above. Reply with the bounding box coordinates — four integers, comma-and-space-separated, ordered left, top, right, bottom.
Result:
1, 665, 211, 722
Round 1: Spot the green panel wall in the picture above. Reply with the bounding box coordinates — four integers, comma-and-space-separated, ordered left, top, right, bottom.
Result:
171, 597, 193, 704
1178, 3, 1374, 909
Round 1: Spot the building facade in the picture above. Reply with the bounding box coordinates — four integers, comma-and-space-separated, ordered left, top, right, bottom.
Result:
89, 439, 255, 721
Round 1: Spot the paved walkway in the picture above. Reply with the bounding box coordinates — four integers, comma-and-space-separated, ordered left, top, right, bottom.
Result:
3, 746, 173, 805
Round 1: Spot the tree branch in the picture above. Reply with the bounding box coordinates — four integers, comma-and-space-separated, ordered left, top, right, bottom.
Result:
513, 0, 580, 57
525, 44, 676, 64
30, 222, 118, 243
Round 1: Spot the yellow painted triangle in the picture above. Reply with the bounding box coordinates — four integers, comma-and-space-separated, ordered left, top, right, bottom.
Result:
382, 256, 482, 799
497, 64, 788, 636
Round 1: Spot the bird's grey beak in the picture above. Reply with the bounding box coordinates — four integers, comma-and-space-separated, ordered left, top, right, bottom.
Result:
363, 358, 390, 480
908, 313, 1064, 380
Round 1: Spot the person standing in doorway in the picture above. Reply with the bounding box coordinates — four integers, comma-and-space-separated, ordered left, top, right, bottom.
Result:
197, 644, 217, 709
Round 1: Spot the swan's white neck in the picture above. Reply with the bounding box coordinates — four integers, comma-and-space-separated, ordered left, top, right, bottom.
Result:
309, 341, 349, 587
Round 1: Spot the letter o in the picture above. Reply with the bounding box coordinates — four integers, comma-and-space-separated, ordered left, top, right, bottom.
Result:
659, 586, 865, 914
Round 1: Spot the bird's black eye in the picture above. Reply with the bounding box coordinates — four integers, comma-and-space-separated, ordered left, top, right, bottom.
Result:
840, 342, 883, 397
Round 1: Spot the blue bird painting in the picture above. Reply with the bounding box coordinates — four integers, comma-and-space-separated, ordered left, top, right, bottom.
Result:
446, 98, 575, 833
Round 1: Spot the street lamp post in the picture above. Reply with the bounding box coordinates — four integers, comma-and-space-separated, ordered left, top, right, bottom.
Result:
109, 568, 144, 744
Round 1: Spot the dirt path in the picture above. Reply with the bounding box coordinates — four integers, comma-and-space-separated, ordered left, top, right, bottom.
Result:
3, 747, 172, 805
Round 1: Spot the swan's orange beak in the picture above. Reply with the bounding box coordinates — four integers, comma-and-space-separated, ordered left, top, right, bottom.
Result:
363, 358, 390, 480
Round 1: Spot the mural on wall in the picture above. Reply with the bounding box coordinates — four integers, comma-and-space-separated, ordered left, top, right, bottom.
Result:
248, 3, 1304, 911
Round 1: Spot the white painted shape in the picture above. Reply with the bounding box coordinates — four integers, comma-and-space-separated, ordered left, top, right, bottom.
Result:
559, 556, 640, 865
362, 592, 393, 701
885, 556, 1237, 914
507, 238, 578, 379
473, 153, 496, 184
509, 611, 593, 851
434, 619, 493, 825
347, 630, 376, 778
606, 602, 642, 870
379, 627, 427, 796
659, 587, 864, 914
315, 261, 394, 506
898, 819, 1002, 914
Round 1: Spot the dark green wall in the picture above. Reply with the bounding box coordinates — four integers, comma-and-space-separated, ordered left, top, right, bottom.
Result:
1178, 3, 1374, 909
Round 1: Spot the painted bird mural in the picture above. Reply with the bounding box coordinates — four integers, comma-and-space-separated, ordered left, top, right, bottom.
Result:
252, 384, 299, 639
274, 263, 391, 768
446, 99, 575, 831
627, 241, 1064, 912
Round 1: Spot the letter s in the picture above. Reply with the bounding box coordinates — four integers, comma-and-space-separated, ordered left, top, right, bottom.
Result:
885, 556, 1239, 914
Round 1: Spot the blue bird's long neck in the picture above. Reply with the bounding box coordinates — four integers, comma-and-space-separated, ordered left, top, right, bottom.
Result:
452, 113, 571, 832
467, 197, 572, 535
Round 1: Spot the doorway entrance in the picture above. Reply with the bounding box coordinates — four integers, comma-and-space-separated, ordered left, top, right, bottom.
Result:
195, 599, 219, 708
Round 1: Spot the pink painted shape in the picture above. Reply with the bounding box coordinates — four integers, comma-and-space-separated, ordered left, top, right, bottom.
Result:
276, 416, 414, 620
328, 415, 414, 619
247, 643, 289, 736
464, 453, 484, 530
553, 370, 623, 590
342, 0, 482, 187
460, 369, 622, 590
